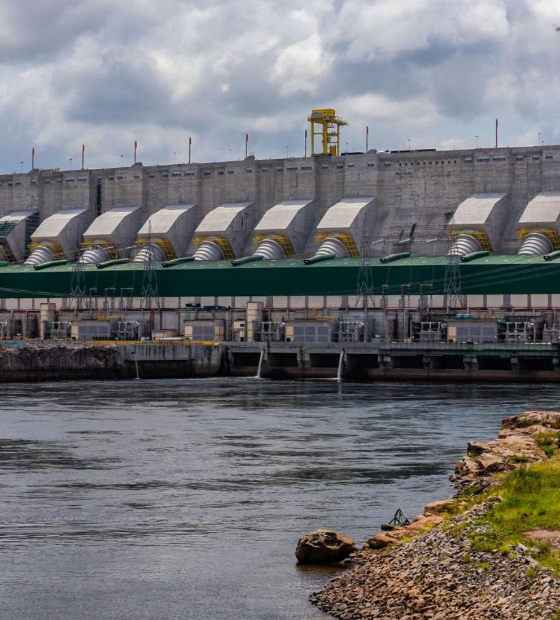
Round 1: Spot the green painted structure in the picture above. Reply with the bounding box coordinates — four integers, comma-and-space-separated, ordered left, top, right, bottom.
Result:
0, 255, 558, 299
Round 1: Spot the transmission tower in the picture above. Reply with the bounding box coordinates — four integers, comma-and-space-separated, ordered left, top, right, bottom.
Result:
69, 246, 87, 310
356, 235, 375, 309
444, 224, 463, 312
140, 221, 160, 310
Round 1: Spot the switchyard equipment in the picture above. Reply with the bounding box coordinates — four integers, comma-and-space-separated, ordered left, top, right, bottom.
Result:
307, 109, 347, 156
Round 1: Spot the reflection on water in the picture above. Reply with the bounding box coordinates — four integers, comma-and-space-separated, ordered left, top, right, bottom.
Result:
0, 379, 556, 620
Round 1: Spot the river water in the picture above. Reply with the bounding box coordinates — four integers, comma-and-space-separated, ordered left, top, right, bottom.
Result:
0, 379, 556, 620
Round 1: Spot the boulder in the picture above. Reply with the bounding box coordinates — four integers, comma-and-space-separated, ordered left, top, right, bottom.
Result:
295, 529, 357, 564
467, 441, 488, 457
365, 532, 400, 549
478, 453, 506, 473
424, 499, 454, 516
455, 456, 479, 476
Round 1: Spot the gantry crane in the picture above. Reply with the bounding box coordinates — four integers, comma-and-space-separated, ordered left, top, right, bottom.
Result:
307, 109, 347, 156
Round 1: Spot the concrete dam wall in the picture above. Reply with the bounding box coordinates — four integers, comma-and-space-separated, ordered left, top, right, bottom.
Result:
2, 144, 560, 259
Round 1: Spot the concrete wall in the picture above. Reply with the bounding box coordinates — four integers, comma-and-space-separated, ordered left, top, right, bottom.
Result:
2, 146, 560, 257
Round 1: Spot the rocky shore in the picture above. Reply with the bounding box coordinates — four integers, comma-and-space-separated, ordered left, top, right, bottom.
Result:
309, 410, 560, 620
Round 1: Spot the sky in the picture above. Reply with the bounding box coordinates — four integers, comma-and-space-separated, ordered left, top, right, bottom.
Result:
1, 0, 559, 172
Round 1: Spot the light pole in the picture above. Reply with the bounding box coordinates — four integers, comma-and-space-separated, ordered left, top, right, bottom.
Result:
538, 133, 542, 146
173, 152, 176, 164
120, 154, 124, 167
20, 161, 23, 173
286, 146, 289, 158
69, 158, 72, 170
407, 139, 411, 151
475, 135, 479, 149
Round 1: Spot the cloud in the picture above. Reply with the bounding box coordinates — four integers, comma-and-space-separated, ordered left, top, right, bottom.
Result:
0, 0, 559, 171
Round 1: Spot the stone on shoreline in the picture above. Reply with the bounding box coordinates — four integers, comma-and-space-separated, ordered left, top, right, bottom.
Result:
296, 530, 357, 564
309, 410, 560, 619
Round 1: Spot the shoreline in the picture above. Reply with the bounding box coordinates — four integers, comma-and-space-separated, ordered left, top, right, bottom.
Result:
310, 410, 560, 620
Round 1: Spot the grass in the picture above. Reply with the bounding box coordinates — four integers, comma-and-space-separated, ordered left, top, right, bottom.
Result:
467, 459, 560, 574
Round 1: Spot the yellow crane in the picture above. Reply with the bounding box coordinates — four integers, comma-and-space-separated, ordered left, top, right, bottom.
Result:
307, 109, 347, 156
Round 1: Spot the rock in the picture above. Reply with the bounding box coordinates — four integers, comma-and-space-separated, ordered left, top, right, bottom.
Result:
310, 411, 560, 619
478, 453, 506, 473
295, 529, 357, 564
365, 532, 400, 549
455, 456, 479, 476
502, 410, 560, 431
424, 499, 454, 516
467, 441, 488, 456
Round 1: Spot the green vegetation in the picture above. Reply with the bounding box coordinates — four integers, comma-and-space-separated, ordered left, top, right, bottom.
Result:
476, 562, 491, 571
526, 566, 539, 579
467, 460, 560, 574
535, 432, 560, 457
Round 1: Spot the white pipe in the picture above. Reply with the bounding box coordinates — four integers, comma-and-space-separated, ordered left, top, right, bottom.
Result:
193, 241, 223, 261
79, 246, 110, 264
518, 232, 552, 255
253, 239, 285, 260
314, 237, 348, 258
448, 234, 482, 256
24, 245, 56, 265
132, 243, 166, 263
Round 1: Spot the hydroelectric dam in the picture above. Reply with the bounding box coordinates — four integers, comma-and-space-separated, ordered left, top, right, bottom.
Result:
1, 122, 560, 381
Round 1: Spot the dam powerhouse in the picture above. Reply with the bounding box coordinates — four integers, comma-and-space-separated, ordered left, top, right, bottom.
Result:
2, 110, 560, 381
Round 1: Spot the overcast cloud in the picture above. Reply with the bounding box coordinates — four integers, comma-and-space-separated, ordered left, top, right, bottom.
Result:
0, 0, 559, 172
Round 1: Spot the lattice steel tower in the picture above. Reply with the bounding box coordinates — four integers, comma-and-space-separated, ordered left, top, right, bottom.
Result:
444, 225, 463, 312
69, 246, 87, 310
140, 222, 161, 310
356, 235, 375, 309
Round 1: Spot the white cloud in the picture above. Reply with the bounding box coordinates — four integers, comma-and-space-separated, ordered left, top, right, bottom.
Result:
0, 0, 559, 169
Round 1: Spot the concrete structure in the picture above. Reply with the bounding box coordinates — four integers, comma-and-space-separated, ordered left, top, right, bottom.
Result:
517, 192, 560, 255
448, 193, 507, 255
4, 145, 560, 383
25, 208, 91, 265
309, 197, 375, 258
80, 206, 141, 263
0, 145, 558, 259
0, 211, 38, 262
250, 199, 314, 259
134, 204, 199, 261
189, 202, 253, 260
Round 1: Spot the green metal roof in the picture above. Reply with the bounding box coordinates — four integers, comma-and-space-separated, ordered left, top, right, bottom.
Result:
0, 255, 558, 298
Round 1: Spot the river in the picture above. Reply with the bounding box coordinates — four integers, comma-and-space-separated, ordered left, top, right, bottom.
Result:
0, 379, 555, 620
